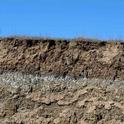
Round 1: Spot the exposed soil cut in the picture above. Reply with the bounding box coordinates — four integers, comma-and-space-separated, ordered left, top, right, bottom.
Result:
0, 37, 124, 124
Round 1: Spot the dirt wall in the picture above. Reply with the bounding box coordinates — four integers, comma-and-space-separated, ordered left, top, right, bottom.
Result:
0, 37, 124, 80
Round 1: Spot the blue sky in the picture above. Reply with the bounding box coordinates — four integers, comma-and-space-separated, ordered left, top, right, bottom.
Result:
0, 0, 124, 39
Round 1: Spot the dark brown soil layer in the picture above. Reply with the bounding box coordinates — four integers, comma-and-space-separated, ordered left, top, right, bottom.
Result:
0, 37, 124, 80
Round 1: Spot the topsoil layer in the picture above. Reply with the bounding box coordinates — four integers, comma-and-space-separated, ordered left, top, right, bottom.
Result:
0, 37, 124, 80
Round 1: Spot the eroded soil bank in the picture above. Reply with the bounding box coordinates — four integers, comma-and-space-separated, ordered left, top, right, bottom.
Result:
0, 37, 124, 124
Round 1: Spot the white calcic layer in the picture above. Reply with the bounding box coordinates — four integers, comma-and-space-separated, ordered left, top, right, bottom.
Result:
0, 72, 76, 86
0, 72, 124, 90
